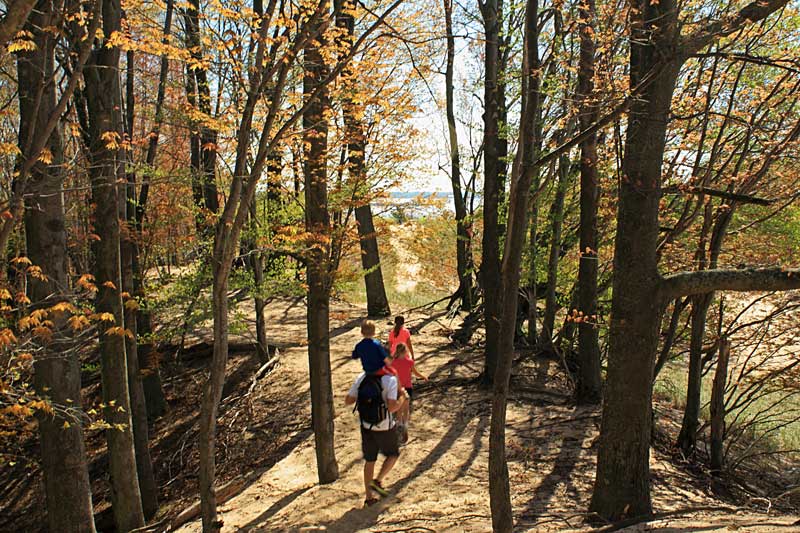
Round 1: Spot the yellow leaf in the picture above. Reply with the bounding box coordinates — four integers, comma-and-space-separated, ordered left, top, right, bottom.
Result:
32, 326, 53, 342
0, 142, 22, 157
91, 312, 115, 322
0, 329, 18, 347
50, 302, 78, 314
68, 315, 91, 331
100, 131, 120, 150
37, 148, 53, 165
102, 281, 117, 290
7, 38, 37, 53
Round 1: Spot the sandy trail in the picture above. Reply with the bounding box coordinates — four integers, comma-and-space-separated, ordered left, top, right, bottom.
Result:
174, 299, 797, 532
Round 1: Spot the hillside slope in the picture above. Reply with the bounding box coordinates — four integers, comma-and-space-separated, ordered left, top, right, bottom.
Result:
171, 299, 798, 532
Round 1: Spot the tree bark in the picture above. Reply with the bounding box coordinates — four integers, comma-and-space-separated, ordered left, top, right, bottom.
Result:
304, 9, 340, 483
480, 0, 503, 386
18, 3, 96, 529
445, 0, 473, 311
84, 0, 145, 528
710, 338, 730, 473
183, 0, 219, 222
133, 0, 174, 419
676, 293, 713, 456
661, 267, 800, 298
588, 0, 682, 517
335, 0, 390, 318
489, 0, 540, 528
541, 156, 569, 350
248, 198, 270, 363
0, 0, 36, 48
589, 0, 791, 521
123, 44, 159, 521
526, 197, 539, 346
575, 0, 602, 405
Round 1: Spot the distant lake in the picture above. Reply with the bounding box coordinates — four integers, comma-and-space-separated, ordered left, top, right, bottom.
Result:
375, 191, 481, 218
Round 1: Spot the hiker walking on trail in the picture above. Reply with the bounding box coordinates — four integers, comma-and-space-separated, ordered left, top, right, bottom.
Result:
345, 369, 407, 507
388, 315, 414, 358
390, 343, 427, 444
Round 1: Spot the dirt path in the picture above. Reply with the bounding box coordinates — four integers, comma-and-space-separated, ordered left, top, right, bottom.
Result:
174, 299, 797, 532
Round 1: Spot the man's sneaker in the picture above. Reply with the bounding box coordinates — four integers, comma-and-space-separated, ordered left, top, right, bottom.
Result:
370, 479, 389, 497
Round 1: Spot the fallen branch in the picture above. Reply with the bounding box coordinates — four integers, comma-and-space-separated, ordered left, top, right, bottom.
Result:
590, 505, 739, 532
402, 292, 457, 315
247, 356, 281, 395
169, 477, 251, 531
129, 519, 169, 533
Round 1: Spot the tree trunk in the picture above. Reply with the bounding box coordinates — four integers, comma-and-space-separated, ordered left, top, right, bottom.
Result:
304, 9, 339, 484
480, 0, 503, 386
132, 0, 174, 420
526, 196, 539, 346
445, 0, 473, 311
590, 0, 793, 522
18, 3, 96, 528
710, 337, 730, 473
541, 156, 569, 350
489, 0, 540, 528
84, 1, 146, 528
335, 0, 390, 318
184, 0, 219, 222
676, 292, 713, 456
574, 0, 602, 404
588, 0, 682, 514
123, 46, 158, 520
354, 204, 391, 316
249, 200, 270, 363
199, 271, 230, 532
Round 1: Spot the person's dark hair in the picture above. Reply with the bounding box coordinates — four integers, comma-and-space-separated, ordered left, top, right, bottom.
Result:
393, 316, 404, 337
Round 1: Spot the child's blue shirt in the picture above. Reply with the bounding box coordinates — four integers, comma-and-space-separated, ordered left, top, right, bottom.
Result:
352, 338, 388, 373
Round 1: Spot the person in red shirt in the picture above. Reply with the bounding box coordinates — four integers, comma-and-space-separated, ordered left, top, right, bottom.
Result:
388, 315, 414, 358
389, 343, 427, 444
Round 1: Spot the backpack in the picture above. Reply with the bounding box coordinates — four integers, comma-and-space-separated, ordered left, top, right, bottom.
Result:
355, 373, 388, 428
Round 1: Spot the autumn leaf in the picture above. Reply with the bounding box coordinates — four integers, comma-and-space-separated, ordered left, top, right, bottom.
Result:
90, 312, 116, 322
68, 315, 91, 331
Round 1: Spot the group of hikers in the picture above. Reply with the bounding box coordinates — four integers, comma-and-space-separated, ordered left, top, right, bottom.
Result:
345, 316, 429, 507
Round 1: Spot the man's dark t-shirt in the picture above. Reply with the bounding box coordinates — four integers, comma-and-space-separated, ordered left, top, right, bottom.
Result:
352, 338, 388, 373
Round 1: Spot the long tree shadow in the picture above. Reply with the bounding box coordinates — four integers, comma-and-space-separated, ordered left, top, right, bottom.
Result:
454, 409, 490, 480
408, 308, 450, 335
313, 408, 479, 532
515, 412, 595, 524
329, 317, 365, 340
235, 486, 312, 532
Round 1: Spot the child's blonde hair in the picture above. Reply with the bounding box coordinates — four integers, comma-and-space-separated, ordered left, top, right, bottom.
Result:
361, 320, 376, 337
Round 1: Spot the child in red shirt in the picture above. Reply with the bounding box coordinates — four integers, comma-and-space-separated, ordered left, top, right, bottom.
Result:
388, 316, 414, 358
389, 343, 427, 443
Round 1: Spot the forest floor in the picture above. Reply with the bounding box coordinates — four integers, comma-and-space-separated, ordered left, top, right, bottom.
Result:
162, 297, 799, 533
3, 294, 800, 532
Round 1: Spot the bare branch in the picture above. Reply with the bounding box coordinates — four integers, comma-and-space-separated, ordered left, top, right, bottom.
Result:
661, 267, 800, 299
680, 0, 791, 56
661, 185, 773, 206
